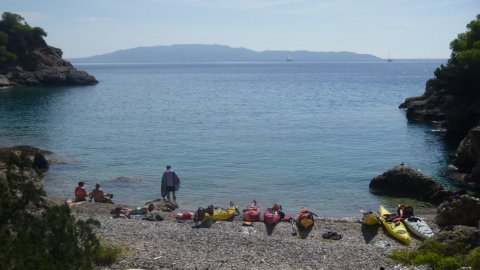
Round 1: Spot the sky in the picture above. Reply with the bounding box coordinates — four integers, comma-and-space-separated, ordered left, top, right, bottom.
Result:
2, 0, 479, 59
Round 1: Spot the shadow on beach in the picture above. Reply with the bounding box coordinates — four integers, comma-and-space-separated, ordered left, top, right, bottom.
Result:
361, 224, 380, 244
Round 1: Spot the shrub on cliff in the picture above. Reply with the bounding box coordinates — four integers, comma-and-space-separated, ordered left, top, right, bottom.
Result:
0, 12, 47, 71
432, 14, 480, 97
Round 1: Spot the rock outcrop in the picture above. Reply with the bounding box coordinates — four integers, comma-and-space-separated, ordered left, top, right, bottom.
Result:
369, 165, 453, 204
0, 146, 51, 221
428, 225, 480, 255
398, 82, 448, 123
399, 80, 480, 141
33, 153, 49, 170
435, 195, 480, 228
0, 46, 97, 87
451, 125, 480, 189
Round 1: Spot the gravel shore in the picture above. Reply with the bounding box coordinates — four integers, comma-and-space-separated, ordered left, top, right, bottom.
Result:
67, 201, 433, 270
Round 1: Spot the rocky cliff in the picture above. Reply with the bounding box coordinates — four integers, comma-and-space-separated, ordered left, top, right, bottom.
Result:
399, 80, 480, 141
450, 125, 480, 189
399, 15, 480, 141
0, 45, 98, 87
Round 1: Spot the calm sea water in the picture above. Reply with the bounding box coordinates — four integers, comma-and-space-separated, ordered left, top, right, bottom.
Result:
0, 61, 453, 216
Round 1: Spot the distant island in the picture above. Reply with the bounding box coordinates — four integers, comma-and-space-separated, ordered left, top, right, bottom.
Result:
70, 44, 381, 63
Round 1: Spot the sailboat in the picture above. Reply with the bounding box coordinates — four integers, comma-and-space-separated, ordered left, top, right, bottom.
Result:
287, 52, 293, 61
387, 53, 393, 62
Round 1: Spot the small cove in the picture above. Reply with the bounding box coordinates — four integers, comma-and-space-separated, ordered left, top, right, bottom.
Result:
0, 61, 451, 216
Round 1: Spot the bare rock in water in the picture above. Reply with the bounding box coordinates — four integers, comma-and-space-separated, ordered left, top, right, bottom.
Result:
107, 176, 143, 183
369, 165, 453, 204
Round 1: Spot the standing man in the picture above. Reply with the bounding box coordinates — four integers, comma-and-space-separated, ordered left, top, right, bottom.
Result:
161, 165, 181, 201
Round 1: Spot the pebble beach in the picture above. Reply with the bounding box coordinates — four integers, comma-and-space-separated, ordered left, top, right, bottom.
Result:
66, 201, 436, 270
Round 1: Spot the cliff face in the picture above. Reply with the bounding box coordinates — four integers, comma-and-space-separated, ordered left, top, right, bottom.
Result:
399, 80, 480, 141
452, 125, 480, 189
0, 45, 98, 87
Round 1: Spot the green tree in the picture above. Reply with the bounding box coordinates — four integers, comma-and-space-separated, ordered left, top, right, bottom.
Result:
0, 12, 47, 71
432, 14, 480, 96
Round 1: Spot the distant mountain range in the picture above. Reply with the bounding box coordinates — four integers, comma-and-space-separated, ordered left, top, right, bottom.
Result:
70, 44, 382, 63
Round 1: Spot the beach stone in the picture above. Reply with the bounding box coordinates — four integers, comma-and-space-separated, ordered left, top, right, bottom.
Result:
33, 153, 49, 170
0, 74, 13, 87
435, 195, 480, 228
369, 164, 453, 204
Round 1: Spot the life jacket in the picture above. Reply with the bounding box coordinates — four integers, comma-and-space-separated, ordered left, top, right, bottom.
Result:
75, 186, 86, 197
397, 204, 414, 218
296, 208, 315, 230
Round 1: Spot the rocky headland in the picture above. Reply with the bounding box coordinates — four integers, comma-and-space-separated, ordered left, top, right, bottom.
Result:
399, 15, 480, 192
0, 46, 98, 87
0, 12, 97, 87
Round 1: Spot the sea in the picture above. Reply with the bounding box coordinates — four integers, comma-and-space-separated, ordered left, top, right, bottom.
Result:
0, 60, 455, 216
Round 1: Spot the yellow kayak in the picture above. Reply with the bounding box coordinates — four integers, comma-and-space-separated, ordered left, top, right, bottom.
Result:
379, 205, 411, 245
202, 206, 239, 222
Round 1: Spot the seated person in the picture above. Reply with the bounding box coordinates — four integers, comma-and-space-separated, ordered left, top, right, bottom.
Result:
74, 181, 88, 202
89, 183, 113, 204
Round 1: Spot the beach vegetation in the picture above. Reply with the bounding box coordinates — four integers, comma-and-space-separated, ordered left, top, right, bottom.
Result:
94, 242, 124, 265
390, 240, 476, 270
0, 148, 120, 269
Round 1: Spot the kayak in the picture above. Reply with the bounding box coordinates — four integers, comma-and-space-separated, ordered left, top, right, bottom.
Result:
263, 208, 282, 226
207, 206, 239, 221
403, 216, 434, 239
243, 200, 260, 222
295, 208, 315, 231
379, 205, 411, 245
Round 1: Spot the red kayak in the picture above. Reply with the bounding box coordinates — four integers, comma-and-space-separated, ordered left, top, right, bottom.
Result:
243, 200, 260, 222
263, 204, 284, 226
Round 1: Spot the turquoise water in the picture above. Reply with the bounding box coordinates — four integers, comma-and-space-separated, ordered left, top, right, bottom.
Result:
0, 61, 452, 216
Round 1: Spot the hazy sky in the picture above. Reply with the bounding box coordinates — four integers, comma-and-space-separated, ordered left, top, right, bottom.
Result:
2, 0, 479, 59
